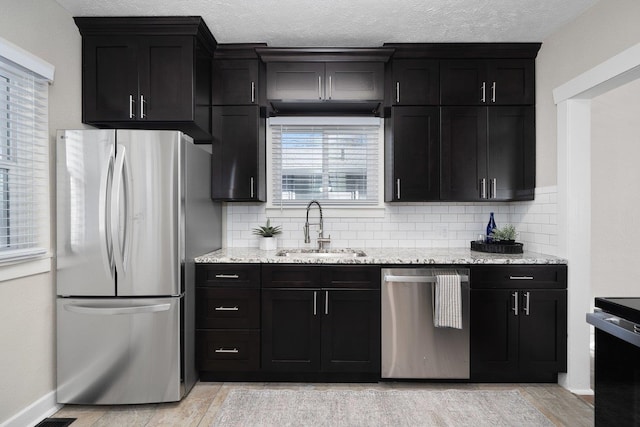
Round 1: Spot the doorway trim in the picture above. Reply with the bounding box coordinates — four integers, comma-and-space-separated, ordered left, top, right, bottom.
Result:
554, 42, 640, 393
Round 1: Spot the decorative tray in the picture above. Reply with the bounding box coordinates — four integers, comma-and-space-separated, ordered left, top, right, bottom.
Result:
470, 241, 524, 254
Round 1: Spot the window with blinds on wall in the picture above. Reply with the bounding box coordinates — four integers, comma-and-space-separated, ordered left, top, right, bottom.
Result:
0, 56, 49, 262
270, 118, 381, 207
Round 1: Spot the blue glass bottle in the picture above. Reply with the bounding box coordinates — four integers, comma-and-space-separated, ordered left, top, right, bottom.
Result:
486, 212, 497, 242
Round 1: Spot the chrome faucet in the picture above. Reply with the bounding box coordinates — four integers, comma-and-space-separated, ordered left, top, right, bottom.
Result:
304, 200, 331, 251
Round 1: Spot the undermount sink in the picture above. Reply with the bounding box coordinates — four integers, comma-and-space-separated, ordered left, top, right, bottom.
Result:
276, 249, 367, 258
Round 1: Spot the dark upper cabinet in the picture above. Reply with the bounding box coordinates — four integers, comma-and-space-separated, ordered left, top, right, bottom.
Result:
440, 59, 535, 105
385, 106, 440, 201
266, 62, 384, 101
212, 59, 259, 105
391, 59, 439, 105
75, 17, 216, 141
470, 265, 568, 382
440, 106, 535, 201
211, 105, 265, 201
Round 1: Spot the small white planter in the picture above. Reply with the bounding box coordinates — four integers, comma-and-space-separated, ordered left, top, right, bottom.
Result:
259, 237, 277, 251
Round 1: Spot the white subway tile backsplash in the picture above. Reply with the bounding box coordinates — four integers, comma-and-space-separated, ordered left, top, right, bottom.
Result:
224, 186, 558, 255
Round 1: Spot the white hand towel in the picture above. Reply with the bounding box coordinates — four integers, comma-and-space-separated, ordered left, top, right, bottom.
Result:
433, 273, 462, 329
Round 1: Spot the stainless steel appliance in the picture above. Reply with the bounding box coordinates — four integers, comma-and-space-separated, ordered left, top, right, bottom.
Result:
587, 298, 640, 426
56, 129, 221, 405
381, 268, 470, 379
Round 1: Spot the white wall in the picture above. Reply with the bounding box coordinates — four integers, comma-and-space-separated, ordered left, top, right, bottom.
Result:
0, 0, 82, 424
591, 79, 640, 297
536, 0, 640, 187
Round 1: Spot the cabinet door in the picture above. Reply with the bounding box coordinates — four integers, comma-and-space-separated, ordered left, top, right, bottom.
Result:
440, 107, 487, 201
470, 289, 519, 380
487, 106, 535, 201
325, 62, 384, 101
267, 62, 324, 100
321, 289, 380, 373
440, 60, 486, 105
518, 290, 567, 375
138, 36, 193, 121
261, 289, 322, 372
211, 105, 265, 201
387, 107, 440, 201
82, 36, 138, 122
213, 59, 259, 105
487, 59, 535, 105
392, 59, 439, 105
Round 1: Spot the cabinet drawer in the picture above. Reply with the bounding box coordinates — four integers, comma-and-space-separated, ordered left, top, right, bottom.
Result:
326, 266, 381, 289
471, 265, 567, 289
196, 264, 260, 288
196, 330, 260, 372
261, 265, 322, 288
196, 288, 260, 329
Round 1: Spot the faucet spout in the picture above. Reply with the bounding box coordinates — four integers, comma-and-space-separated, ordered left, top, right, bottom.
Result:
304, 200, 329, 249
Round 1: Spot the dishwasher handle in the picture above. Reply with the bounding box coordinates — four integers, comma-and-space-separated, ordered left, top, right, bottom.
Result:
384, 274, 469, 283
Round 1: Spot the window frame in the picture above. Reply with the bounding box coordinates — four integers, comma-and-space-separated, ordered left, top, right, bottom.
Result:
266, 116, 385, 217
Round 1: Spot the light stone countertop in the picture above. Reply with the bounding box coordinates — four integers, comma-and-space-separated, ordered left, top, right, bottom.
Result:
194, 247, 567, 265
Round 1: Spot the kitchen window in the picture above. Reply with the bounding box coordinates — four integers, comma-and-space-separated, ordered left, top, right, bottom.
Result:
269, 117, 382, 208
0, 41, 52, 266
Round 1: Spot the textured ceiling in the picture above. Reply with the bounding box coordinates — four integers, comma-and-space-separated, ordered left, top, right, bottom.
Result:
54, 0, 598, 47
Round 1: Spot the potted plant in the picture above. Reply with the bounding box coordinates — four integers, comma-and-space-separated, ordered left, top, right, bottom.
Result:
253, 218, 282, 250
490, 224, 518, 244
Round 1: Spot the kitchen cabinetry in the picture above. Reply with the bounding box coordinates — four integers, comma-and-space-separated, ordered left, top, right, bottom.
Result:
211, 106, 265, 201
470, 265, 567, 382
195, 264, 261, 376
210, 45, 266, 201
266, 62, 384, 102
440, 59, 535, 105
75, 17, 216, 141
385, 106, 440, 201
440, 106, 535, 201
390, 59, 439, 106
261, 265, 380, 378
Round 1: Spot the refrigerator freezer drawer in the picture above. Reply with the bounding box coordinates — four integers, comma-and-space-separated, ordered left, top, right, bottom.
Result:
57, 297, 182, 404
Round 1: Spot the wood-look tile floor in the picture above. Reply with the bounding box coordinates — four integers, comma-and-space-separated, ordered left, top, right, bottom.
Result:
51, 382, 594, 427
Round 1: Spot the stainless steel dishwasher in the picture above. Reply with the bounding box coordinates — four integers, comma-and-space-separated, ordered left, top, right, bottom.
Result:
381, 268, 470, 379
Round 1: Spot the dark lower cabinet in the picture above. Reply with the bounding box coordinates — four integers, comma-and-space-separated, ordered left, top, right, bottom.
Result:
470, 265, 568, 382
261, 265, 381, 379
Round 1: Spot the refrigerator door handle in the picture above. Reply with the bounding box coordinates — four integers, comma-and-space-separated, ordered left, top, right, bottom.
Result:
111, 145, 130, 280
63, 302, 171, 316
99, 147, 115, 279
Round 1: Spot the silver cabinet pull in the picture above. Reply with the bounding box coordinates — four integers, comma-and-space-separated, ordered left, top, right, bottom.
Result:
128, 94, 135, 119
140, 95, 146, 119
396, 178, 401, 200
491, 82, 496, 103
215, 306, 239, 311
313, 291, 317, 316
215, 274, 239, 279
512, 291, 519, 316
480, 178, 487, 199
318, 76, 322, 99
509, 276, 534, 280
490, 178, 497, 199
396, 82, 400, 103
481, 82, 486, 103
251, 82, 255, 103
215, 348, 239, 354
250, 177, 255, 198
325, 290, 329, 315
328, 75, 332, 99
524, 292, 530, 316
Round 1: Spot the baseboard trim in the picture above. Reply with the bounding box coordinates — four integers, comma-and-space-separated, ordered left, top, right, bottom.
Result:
569, 388, 594, 396
1, 390, 61, 427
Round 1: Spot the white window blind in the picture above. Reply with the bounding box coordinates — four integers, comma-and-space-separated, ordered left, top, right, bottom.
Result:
0, 56, 49, 262
271, 118, 381, 206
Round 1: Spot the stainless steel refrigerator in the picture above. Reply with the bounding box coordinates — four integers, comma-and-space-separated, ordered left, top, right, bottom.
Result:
55, 129, 221, 405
